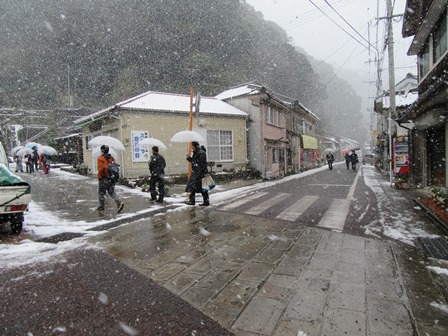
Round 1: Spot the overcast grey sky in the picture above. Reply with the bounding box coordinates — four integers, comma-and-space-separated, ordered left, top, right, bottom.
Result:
245, 0, 417, 121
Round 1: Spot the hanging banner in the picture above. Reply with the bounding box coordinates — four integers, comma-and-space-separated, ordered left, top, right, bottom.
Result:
132, 131, 150, 162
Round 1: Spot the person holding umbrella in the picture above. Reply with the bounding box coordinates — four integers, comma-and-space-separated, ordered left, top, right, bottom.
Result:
350, 149, 359, 170
185, 141, 210, 206
344, 151, 351, 170
96, 145, 124, 213
31, 146, 39, 172
148, 146, 166, 203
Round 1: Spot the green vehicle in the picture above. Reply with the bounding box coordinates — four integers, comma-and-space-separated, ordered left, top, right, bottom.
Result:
0, 143, 31, 234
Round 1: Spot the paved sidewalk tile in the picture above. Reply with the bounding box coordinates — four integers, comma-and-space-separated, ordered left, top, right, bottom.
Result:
233, 297, 284, 335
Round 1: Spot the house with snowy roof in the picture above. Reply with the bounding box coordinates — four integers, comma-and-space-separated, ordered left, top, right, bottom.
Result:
374, 73, 419, 137
73, 91, 248, 177
216, 82, 319, 177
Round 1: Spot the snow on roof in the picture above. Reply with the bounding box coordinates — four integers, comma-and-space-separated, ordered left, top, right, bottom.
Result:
74, 91, 247, 125
383, 91, 419, 109
214, 84, 260, 100
121, 91, 247, 117
216, 84, 320, 121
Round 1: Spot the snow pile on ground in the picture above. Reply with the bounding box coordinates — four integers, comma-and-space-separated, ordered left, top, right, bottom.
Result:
0, 238, 96, 269
362, 167, 439, 246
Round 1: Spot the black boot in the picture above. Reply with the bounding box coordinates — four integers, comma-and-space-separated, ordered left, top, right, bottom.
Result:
200, 192, 210, 206
185, 193, 195, 205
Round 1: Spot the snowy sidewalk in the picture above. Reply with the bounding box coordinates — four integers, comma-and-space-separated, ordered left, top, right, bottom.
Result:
1, 165, 447, 335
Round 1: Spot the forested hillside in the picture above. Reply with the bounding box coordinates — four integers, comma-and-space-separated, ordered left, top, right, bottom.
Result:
0, 0, 364, 141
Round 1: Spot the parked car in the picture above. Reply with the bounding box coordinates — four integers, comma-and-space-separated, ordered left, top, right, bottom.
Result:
362, 153, 375, 165
0, 143, 31, 233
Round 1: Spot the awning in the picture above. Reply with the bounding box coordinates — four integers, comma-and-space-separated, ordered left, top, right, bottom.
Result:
302, 135, 318, 149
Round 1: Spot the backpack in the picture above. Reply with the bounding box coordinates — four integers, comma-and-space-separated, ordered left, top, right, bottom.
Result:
106, 160, 120, 183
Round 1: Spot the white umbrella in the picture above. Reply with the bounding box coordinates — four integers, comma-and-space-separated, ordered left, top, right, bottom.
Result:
11, 146, 24, 156
88, 136, 125, 151
16, 148, 32, 157
38, 145, 57, 156
138, 138, 167, 151
170, 130, 205, 143
324, 148, 335, 154
24, 142, 40, 149
92, 146, 118, 161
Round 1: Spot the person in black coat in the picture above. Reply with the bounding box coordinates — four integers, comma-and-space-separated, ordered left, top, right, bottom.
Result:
31, 146, 39, 172
326, 152, 335, 170
185, 141, 209, 206
344, 152, 351, 170
350, 149, 359, 170
148, 146, 166, 203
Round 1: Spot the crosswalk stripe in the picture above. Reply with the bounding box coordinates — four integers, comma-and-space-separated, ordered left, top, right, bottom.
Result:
244, 193, 289, 216
219, 192, 268, 211
276, 195, 319, 221
317, 199, 351, 232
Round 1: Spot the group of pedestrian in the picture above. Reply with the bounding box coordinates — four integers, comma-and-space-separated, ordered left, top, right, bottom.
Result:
345, 149, 359, 170
15, 146, 51, 174
146, 141, 210, 206
16, 146, 39, 174
325, 149, 359, 171
96, 140, 211, 213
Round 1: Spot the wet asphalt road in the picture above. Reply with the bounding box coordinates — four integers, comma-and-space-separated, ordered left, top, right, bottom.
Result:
0, 248, 234, 336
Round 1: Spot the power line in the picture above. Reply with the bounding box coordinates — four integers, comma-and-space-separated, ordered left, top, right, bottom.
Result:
325, 42, 361, 86
307, 0, 371, 51
323, 0, 377, 51
281, 0, 356, 31
314, 24, 370, 69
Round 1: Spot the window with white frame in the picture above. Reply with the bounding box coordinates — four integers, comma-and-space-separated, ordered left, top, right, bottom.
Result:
272, 148, 278, 163
266, 106, 280, 126
272, 148, 284, 163
433, 11, 447, 63
295, 117, 303, 133
419, 42, 430, 78
266, 106, 272, 124
304, 121, 313, 133
85, 133, 100, 150
207, 130, 233, 161
275, 109, 280, 126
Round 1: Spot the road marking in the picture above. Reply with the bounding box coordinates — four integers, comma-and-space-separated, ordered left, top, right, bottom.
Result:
347, 168, 362, 200
220, 192, 268, 211
308, 184, 352, 187
317, 168, 361, 232
317, 199, 351, 232
244, 193, 289, 215
276, 195, 319, 221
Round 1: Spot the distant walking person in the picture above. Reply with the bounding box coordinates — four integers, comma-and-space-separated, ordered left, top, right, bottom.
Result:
344, 152, 351, 170
350, 149, 359, 170
149, 146, 166, 203
39, 153, 50, 174
31, 146, 39, 172
326, 152, 335, 170
96, 145, 124, 213
185, 141, 210, 206
14, 154, 24, 173
25, 153, 34, 173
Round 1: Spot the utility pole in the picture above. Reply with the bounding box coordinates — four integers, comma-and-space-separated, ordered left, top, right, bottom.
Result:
386, 0, 397, 187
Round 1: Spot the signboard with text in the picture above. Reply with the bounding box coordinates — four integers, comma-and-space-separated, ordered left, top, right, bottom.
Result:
132, 131, 150, 162
393, 136, 410, 174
